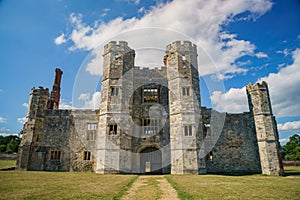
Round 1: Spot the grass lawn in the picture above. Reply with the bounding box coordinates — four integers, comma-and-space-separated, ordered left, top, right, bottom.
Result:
0, 160, 16, 169
284, 166, 300, 175
166, 170, 300, 200
0, 171, 137, 200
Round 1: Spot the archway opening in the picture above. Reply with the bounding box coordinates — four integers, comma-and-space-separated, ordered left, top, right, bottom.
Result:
140, 147, 162, 174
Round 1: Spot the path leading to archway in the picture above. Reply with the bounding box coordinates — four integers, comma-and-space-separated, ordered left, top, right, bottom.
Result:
121, 175, 179, 200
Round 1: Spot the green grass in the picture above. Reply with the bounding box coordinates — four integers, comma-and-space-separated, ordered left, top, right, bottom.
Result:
0, 160, 16, 169
284, 166, 300, 175
0, 171, 137, 200
165, 174, 300, 200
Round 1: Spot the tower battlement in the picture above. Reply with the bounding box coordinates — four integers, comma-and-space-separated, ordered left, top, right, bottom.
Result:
30, 86, 49, 96
246, 81, 268, 91
166, 40, 197, 53
104, 41, 132, 54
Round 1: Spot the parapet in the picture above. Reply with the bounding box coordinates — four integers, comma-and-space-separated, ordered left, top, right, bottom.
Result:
30, 86, 49, 96
166, 41, 197, 53
246, 81, 268, 92
103, 41, 133, 55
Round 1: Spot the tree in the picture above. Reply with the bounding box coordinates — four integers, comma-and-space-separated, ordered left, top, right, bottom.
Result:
281, 134, 300, 161
0, 135, 21, 153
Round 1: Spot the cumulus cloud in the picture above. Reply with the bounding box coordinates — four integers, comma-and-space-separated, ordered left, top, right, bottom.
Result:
255, 52, 268, 58
210, 87, 248, 113
211, 48, 300, 117
17, 117, 26, 124
57, 0, 273, 79
259, 48, 300, 117
78, 92, 101, 109
0, 117, 6, 123
278, 121, 300, 131
54, 33, 67, 45
59, 99, 73, 109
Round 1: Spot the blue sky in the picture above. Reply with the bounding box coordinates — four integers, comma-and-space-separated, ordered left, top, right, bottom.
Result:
0, 0, 299, 144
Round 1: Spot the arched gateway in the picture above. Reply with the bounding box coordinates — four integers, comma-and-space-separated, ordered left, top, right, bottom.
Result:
139, 147, 162, 174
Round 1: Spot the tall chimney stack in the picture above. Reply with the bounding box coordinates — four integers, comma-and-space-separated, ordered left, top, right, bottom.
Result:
49, 68, 63, 110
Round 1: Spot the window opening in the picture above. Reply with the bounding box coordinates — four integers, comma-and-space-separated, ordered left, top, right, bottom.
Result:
88, 123, 97, 130
184, 125, 192, 136
83, 151, 91, 160
143, 86, 159, 102
143, 118, 160, 135
111, 87, 119, 96
182, 87, 190, 96
109, 124, 117, 134
50, 150, 61, 160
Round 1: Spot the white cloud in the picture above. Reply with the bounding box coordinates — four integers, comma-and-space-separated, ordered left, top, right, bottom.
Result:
59, 99, 73, 109
115, 0, 140, 4
17, 117, 26, 124
259, 48, 300, 117
101, 8, 110, 17
78, 93, 90, 101
210, 87, 248, 113
255, 52, 268, 58
277, 63, 286, 69
276, 48, 290, 57
0, 117, 6, 123
22, 103, 28, 108
58, 0, 273, 79
78, 92, 101, 109
210, 48, 300, 117
297, 35, 300, 40
54, 33, 67, 45
277, 121, 300, 131
0, 127, 11, 132
138, 7, 146, 14
279, 137, 289, 144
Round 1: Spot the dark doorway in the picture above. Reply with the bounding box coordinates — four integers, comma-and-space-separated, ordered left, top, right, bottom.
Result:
140, 147, 162, 174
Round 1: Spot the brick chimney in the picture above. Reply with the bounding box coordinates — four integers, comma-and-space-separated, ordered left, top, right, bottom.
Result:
49, 68, 63, 110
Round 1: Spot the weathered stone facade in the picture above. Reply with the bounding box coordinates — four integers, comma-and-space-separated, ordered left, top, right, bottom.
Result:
16, 41, 283, 175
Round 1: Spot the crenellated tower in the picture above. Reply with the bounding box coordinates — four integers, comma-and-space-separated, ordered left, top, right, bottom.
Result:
165, 41, 204, 174
97, 41, 135, 173
246, 82, 284, 175
16, 87, 50, 170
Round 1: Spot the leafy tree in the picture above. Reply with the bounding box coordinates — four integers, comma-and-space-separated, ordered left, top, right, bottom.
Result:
281, 134, 300, 161
6, 140, 20, 153
0, 144, 6, 152
0, 135, 21, 153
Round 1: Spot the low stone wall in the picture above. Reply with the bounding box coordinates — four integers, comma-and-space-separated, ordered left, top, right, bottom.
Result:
283, 161, 300, 166
0, 153, 17, 160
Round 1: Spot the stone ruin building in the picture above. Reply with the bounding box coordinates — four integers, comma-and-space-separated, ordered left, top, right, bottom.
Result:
16, 41, 284, 175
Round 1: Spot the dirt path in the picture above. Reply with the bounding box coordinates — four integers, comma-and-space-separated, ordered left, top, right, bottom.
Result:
121, 175, 179, 200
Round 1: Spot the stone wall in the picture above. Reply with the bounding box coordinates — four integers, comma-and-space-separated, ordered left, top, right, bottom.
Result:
202, 107, 261, 174
19, 109, 99, 172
